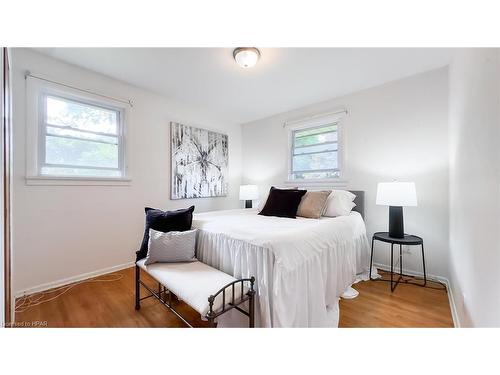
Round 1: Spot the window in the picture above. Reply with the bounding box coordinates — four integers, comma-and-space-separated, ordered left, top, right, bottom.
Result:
38, 93, 125, 179
287, 112, 345, 182
290, 123, 339, 180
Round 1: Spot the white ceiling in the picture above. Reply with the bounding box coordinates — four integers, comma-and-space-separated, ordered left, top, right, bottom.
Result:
35, 48, 453, 124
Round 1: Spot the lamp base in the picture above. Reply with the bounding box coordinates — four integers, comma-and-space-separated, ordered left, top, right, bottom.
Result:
245, 200, 253, 209
389, 206, 404, 238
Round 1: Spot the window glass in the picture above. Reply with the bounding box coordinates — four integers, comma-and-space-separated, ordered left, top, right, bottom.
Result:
40, 94, 123, 178
290, 123, 340, 180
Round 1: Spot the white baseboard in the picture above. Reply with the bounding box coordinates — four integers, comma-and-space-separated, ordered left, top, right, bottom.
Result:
14, 261, 135, 299
373, 262, 460, 328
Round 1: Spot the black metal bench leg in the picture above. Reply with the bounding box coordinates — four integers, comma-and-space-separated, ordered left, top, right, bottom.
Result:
421, 242, 427, 286
249, 291, 255, 328
369, 236, 375, 280
135, 265, 141, 310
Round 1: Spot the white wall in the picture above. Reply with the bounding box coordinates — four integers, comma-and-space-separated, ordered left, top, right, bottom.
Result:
448, 49, 500, 327
11, 49, 242, 294
242, 68, 450, 278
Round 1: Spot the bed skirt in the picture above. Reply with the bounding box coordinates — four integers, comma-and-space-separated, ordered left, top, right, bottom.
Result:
195, 229, 370, 327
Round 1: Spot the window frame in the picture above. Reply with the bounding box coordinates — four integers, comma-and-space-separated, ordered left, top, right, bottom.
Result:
285, 111, 347, 186
26, 77, 130, 186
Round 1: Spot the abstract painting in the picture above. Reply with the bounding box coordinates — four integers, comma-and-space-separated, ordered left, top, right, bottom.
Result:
171, 122, 228, 199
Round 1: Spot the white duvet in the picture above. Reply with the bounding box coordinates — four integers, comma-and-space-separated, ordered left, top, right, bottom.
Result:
192, 208, 370, 327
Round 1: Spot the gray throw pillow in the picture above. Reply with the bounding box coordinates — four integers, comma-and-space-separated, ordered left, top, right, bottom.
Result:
144, 228, 197, 265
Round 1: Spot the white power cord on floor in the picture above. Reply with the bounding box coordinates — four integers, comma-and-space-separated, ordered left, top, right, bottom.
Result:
15, 273, 124, 313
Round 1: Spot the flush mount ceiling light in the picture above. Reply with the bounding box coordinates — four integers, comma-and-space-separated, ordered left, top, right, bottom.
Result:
233, 47, 260, 68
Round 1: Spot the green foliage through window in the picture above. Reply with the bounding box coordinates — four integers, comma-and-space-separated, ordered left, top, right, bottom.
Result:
291, 123, 339, 180
41, 94, 123, 177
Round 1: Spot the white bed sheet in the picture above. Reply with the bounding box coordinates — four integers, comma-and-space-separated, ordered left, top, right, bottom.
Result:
192, 209, 370, 327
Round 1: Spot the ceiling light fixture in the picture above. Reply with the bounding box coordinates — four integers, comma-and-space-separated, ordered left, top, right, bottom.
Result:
233, 47, 260, 68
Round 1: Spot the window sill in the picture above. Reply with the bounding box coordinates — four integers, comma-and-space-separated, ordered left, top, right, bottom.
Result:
26, 176, 132, 186
284, 178, 349, 188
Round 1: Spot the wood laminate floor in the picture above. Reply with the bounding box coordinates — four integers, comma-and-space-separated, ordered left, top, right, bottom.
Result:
339, 271, 454, 327
15, 268, 454, 328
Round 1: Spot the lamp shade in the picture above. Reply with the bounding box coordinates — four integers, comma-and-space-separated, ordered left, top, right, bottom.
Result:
376, 182, 417, 207
239, 185, 259, 200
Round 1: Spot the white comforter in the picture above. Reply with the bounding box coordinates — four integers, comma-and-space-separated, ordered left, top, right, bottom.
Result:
192, 209, 370, 327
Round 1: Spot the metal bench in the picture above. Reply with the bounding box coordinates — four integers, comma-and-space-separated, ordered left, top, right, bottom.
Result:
135, 259, 255, 328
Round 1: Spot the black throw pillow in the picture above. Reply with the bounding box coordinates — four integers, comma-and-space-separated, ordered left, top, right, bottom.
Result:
258, 187, 307, 218
136, 205, 195, 261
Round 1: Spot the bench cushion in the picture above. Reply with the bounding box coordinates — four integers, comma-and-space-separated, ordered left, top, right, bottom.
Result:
136, 259, 245, 316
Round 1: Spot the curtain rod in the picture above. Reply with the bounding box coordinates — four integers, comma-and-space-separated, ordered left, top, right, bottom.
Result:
283, 108, 348, 127
25, 71, 134, 107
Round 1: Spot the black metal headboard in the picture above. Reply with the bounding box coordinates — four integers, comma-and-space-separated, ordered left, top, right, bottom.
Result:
349, 190, 365, 219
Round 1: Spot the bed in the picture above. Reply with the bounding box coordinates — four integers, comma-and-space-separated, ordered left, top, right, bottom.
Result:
192, 191, 370, 327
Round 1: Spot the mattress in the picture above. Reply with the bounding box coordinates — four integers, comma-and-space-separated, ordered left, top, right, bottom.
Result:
192, 208, 370, 327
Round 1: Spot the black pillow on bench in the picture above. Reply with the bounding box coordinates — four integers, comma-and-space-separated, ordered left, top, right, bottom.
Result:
136, 205, 195, 261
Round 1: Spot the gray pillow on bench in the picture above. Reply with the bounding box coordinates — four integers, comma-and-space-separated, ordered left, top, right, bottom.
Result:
144, 228, 197, 265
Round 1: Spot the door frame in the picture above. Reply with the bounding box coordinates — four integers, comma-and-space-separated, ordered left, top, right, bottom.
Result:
2, 47, 13, 327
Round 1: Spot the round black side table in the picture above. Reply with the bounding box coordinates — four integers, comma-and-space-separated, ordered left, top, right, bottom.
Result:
370, 232, 426, 292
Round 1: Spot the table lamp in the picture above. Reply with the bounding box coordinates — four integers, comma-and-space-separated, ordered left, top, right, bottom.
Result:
376, 182, 417, 238
239, 185, 259, 208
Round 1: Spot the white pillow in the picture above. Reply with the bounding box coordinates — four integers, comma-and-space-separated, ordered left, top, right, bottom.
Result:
144, 228, 197, 265
257, 186, 298, 211
323, 190, 356, 217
